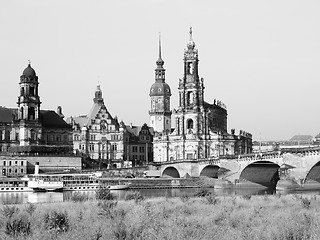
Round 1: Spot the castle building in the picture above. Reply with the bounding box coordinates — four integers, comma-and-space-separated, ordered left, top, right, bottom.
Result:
151, 29, 252, 162
0, 63, 76, 176
69, 84, 153, 168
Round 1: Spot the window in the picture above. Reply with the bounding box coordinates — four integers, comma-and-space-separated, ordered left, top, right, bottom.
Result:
9, 161, 11, 166
139, 146, 145, 153
132, 146, 137, 152
3, 161, 6, 166
21, 161, 23, 166
112, 145, 117, 151
15, 161, 17, 165
187, 119, 193, 129
21, 169, 24, 173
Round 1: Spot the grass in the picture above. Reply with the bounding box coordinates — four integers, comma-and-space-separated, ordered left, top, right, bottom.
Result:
1, 193, 320, 239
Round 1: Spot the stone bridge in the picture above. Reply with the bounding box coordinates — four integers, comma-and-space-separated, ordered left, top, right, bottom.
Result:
152, 147, 320, 187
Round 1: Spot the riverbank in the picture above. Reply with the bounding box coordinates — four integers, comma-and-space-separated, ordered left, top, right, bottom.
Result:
1, 192, 320, 239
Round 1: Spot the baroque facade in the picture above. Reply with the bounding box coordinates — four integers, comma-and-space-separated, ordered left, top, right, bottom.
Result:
150, 29, 252, 163
68, 85, 153, 168
0, 63, 74, 176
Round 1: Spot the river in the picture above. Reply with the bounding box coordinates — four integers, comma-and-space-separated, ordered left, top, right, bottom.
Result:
2, 186, 318, 205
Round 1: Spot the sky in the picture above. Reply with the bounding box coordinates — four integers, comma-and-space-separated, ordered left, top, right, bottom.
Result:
0, 0, 320, 141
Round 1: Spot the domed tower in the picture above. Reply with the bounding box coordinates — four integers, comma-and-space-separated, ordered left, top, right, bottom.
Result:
93, 83, 104, 105
175, 28, 205, 136
17, 62, 42, 146
149, 36, 172, 133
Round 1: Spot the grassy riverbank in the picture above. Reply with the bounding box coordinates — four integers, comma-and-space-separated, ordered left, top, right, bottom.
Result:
1, 191, 320, 239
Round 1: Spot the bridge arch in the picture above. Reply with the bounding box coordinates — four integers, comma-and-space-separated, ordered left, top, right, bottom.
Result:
240, 161, 280, 187
305, 161, 320, 182
200, 165, 220, 178
162, 167, 180, 178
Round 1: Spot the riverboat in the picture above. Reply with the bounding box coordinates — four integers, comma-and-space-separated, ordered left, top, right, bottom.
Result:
0, 178, 31, 192
25, 174, 130, 192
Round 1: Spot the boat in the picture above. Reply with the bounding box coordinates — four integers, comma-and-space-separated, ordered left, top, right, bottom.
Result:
0, 177, 31, 192
99, 178, 131, 190
25, 173, 130, 192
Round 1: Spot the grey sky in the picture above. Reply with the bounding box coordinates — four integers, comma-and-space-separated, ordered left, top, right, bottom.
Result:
0, 0, 319, 141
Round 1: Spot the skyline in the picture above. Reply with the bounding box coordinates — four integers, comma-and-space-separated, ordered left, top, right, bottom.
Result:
1, 1, 320, 141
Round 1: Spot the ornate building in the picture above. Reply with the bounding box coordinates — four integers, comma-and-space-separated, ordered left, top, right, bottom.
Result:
0, 63, 76, 176
151, 29, 252, 162
69, 84, 153, 168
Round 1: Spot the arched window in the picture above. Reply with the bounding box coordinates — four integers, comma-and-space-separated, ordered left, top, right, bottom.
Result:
187, 92, 193, 105
30, 130, 37, 141
187, 119, 193, 129
28, 107, 35, 120
0, 130, 2, 140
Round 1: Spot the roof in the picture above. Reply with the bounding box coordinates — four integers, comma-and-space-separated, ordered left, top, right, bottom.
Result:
40, 110, 72, 129
22, 64, 37, 78
0, 107, 17, 123
290, 135, 313, 141
0, 107, 71, 129
149, 81, 171, 97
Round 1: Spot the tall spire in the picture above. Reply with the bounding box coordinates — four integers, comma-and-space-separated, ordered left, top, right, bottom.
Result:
158, 33, 162, 61
187, 27, 195, 49
156, 33, 164, 67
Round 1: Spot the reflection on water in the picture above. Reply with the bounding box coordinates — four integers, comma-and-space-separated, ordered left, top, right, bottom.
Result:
0, 186, 312, 205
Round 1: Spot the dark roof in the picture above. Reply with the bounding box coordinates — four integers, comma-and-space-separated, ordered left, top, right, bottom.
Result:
290, 135, 313, 141
0, 107, 17, 123
40, 110, 72, 129
22, 64, 37, 78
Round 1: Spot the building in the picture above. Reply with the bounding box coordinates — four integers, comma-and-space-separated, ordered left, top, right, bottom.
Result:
68, 84, 153, 168
150, 29, 252, 162
0, 63, 77, 176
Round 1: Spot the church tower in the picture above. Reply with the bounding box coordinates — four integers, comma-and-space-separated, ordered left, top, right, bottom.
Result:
175, 28, 205, 137
17, 62, 42, 146
149, 35, 172, 133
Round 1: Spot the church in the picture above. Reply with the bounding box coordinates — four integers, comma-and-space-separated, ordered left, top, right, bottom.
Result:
150, 29, 252, 163
0, 63, 78, 176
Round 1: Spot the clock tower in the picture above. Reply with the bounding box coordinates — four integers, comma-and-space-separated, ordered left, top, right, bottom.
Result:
149, 36, 172, 134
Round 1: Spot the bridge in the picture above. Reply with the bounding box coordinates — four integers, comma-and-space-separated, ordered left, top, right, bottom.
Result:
150, 147, 320, 188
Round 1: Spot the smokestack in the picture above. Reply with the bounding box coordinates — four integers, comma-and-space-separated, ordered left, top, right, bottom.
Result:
34, 162, 39, 175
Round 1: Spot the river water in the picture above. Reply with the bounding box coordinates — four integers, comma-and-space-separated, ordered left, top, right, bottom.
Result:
2, 186, 316, 205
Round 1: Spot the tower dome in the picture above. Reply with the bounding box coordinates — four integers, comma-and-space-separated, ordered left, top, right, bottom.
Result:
22, 64, 37, 78
149, 82, 171, 97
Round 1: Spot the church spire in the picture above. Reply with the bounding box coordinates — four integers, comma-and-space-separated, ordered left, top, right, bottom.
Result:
155, 33, 165, 82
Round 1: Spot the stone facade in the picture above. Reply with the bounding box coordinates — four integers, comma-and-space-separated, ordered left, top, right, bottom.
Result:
151, 29, 252, 163
68, 85, 153, 168
0, 64, 73, 155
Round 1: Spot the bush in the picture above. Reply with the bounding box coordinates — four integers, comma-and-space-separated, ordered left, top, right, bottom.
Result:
95, 186, 115, 201
301, 197, 311, 209
44, 210, 69, 233
242, 194, 252, 200
180, 193, 190, 202
98, 200, 118, 218
5, 214, 31, 237
1, 206, 19, 219
204, 195, 218, 205
71, 192, 88, 202
25, 203, 36, 216
193, 188, 211, 197
125, 191, 144, 203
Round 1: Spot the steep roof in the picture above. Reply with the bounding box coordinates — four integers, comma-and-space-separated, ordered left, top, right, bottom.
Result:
290, 135, 313, 141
